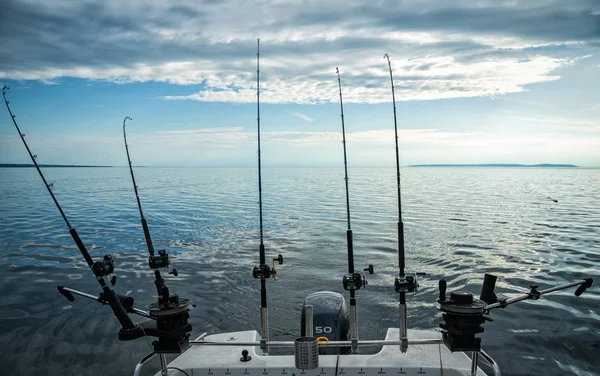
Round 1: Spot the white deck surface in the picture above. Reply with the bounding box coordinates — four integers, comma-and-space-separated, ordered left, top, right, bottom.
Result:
152, 329, 487, 376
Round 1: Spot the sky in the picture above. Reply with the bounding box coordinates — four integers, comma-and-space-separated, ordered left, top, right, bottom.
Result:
0, 0, 599, 167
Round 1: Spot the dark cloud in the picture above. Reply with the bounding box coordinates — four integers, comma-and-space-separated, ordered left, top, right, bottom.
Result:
0, 0, 214, 71
0, 0, 597, 103
284, 1, 600, 42
375, 6, 598, 41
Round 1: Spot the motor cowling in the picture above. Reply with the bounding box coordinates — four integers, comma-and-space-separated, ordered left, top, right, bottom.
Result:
301, 291, 350, 354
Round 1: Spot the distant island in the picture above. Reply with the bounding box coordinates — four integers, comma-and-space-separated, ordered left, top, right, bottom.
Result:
0, 163, 112, 168
408, 163, 578, 168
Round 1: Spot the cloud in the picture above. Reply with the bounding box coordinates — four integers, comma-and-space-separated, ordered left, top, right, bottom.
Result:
585, 103, 600, 112
504, 116, 600, 132
154, 127, 244, 135
291, 112, 314, 122
0, 0, 598, 103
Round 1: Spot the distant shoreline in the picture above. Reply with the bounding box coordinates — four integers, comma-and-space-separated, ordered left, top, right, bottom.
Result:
408, 163, 578, 168
1, 163, 582, 168
0, 163, 113, 168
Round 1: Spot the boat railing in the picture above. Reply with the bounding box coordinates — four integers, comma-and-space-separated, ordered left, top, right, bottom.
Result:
478, 350, 501, 376
189, 338, 443, 347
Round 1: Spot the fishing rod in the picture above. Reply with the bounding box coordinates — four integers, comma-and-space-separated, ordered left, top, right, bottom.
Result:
1, 85, 137, 333
251, 39, 283, 351
335, 68, 373, 354
3, 87, 193, 364
384, 54, 405, 276
383, 54, 417, 353
123, 116, 178, 305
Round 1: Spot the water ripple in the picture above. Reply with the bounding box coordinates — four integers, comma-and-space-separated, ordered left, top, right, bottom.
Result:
1, 167, 599, 375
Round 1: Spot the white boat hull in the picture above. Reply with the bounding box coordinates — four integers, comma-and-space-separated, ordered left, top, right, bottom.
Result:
149, 329, 488, 376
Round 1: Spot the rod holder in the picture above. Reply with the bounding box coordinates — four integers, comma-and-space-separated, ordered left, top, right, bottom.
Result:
305, 305, 313, 337
294, 337, 319, 370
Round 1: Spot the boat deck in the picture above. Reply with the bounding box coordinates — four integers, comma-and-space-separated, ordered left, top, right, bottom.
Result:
155, 329, 487, 376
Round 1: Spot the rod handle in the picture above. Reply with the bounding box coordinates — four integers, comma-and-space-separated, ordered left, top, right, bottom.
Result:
57, 286, 75, 302
69, 228, 95, 267
141, 218, 155, 255
575, 278, 593, 297
99, 291, 135, 310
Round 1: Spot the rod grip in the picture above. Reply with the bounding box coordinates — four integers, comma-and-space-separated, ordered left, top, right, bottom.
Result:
259, 244, 266, 265
102, 289, 135, 330
69, 228, 95, 267
141, 218, 155, 255
57, 286, 75, 302
398, 221, 405, 273
575, 278, 593, 297
117, 294, 135, 310
99, 292, 135, 310
346, 230, 354, 273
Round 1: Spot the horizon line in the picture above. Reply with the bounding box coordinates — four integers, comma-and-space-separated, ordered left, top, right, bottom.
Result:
2, 163, 597, 169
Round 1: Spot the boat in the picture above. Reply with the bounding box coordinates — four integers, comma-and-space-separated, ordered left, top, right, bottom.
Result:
1, 40, 593, 376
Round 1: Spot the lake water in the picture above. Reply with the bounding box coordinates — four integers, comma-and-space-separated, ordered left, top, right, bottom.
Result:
0, 167, 598, 376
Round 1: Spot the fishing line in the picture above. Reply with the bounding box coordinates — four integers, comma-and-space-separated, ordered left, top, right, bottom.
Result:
384, 53, 412, 353
123, 116, 156, 256
250, 39, 284, 352
74, 306, 108, 376
336, 67, 354, 274
256, 38, 269, 341
335, 67, 361, 353
123, 115, 179, 305
135, 322, 154, 356
2, 85, 136, 331
526, 308, 570, 376
384, 53, 405, 276
2, 86, 72, 230
167, 367, 191, 376
257, 39, 265, 253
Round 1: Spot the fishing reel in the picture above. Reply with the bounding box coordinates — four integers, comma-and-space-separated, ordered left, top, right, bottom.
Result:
149, 249, 169, 269
92, 255, 117, 285
342, 265, 374, 291
149, 249, 178, 276
394, 272, 425, 293
252, 254, 284, 280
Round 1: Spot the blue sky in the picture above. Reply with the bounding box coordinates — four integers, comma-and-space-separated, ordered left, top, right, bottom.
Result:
1, 0, 599, 167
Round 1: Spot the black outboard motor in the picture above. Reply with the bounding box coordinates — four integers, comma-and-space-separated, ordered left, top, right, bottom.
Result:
301, 291, 350, 354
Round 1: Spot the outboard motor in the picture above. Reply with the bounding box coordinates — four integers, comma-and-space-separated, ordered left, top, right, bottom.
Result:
301, 291, 350, 354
